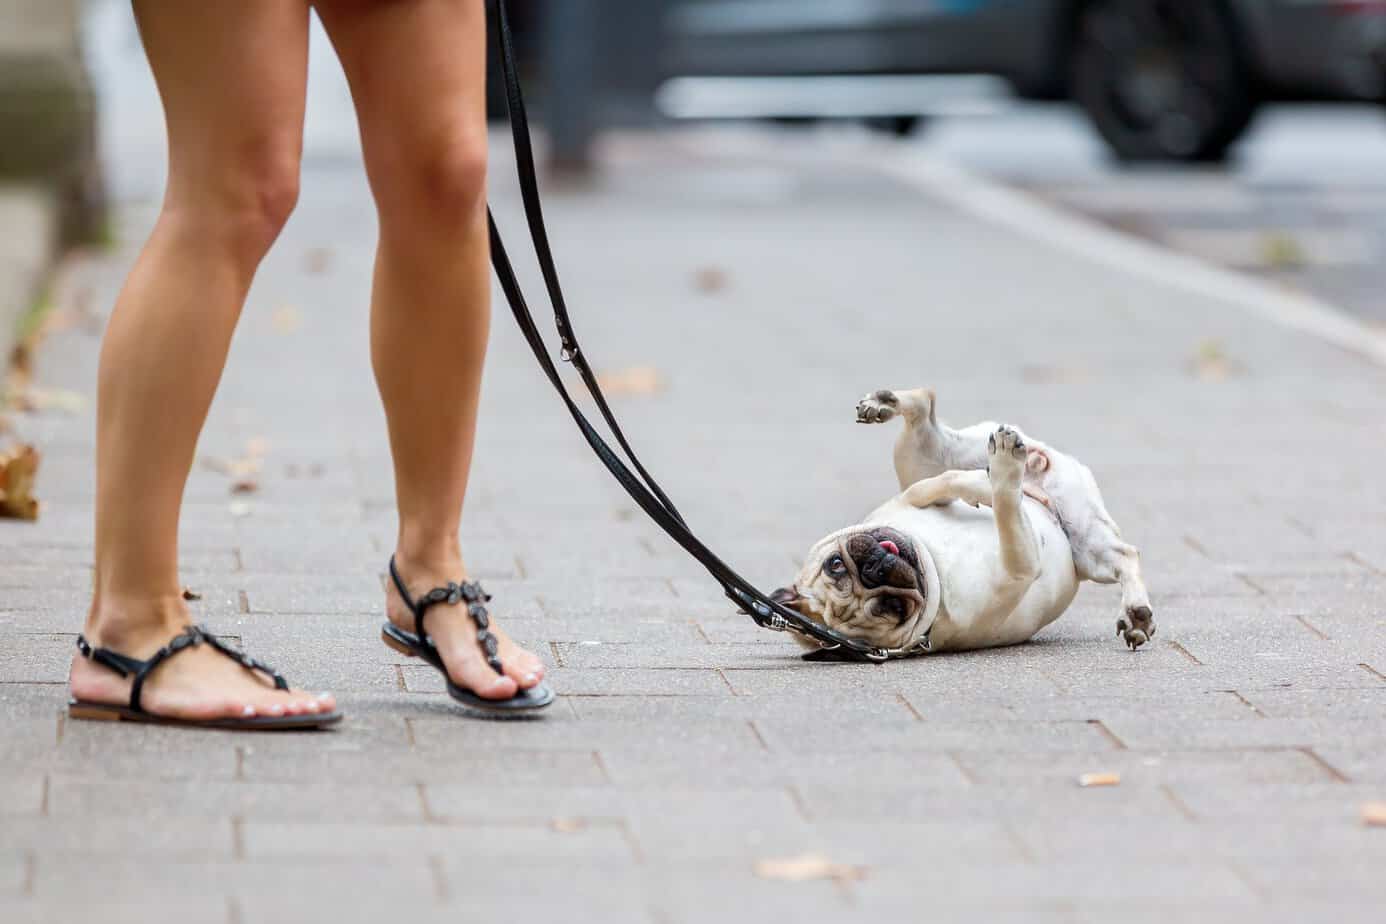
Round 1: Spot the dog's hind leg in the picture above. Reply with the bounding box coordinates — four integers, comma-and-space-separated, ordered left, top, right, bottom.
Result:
1039, 452, 1155, 649
856, 388, 1003, 489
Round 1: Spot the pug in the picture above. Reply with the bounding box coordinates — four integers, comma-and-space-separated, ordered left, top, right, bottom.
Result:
771, 388, 1153, 655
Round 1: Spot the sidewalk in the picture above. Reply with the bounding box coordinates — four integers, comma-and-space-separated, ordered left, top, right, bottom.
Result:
2, 126, 1384, 923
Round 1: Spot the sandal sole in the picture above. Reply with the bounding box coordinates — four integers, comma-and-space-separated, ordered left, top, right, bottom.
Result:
68, 700, 343, 731
380, 625, 555, 716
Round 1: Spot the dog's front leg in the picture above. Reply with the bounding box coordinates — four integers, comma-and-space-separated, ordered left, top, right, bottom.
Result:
985, 425, 1042, 587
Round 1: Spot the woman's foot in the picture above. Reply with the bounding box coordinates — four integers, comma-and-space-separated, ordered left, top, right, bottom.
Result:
70, 596, 336, 721
386, 551, 546, 700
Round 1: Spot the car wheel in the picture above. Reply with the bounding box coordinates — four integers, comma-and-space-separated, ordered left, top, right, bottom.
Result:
1071, 0, 1256, 162
863, 116, 925, 138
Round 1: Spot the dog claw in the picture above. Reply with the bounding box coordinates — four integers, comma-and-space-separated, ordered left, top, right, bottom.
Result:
856, 391, 897, 424
1117, 605, 1155, 651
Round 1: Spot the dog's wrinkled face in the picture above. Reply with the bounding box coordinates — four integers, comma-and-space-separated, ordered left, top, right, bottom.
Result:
773, 526, 930, 650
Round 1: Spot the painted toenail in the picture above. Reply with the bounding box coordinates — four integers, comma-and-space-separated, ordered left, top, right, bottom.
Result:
523, 673, 537, 684
267, 704, 285, 717
316, 692, 332, 700
242, 705, 256, 718
304, 701, 319, 713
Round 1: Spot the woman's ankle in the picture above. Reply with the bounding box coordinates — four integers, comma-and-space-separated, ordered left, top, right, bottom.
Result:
84, 592, 189, 652
393, 534, 464, 577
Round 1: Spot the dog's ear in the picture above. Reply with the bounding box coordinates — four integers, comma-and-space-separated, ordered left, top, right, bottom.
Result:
770, 586, 812, 617
923, 388, 937, 425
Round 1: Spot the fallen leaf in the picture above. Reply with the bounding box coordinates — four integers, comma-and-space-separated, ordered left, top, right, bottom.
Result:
550, 817, 586, 833
595, 365, 664, 397
228, 500, 252, 518
271, 304, 302, 335
182, 587, 202, 601
202, 438, 268, 489
303, 247, 334, 275
0, 443, 41, 520
753, 854, 866, 884
693, 266, 728, 293
1260, 232, 1306, 270
1188, 339, 1244, 382
1077, 772, 1121, 788
1364, 802, 1386, 827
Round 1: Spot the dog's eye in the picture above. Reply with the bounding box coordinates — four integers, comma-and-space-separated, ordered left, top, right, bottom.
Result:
825, 554, 847, 577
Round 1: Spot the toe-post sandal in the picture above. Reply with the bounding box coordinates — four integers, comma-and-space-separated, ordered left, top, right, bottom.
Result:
381, 556, 555, 715
68, 624, 343, 730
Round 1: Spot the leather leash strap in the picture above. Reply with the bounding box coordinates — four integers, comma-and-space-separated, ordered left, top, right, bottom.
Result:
486, 0, 918, 663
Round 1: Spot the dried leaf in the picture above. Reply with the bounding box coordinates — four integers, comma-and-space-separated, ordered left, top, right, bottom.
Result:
1188, 339, 1244, 382
182, 587, 202, 601
203, 438, 268, 486
753, 853, 866, 884
0, 443, 41, 520
1077, 772, 1121, 788
1363, 802, 1386, 827
272, 304, 302, 335
693, 266, 728, 293
1260, 232, 1306, 270
230, 476, 260, 495
550, 817, 586, 833
594, 366, 664, 397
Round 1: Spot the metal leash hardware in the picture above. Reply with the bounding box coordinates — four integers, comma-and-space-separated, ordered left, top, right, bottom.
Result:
486, 0, 925, 664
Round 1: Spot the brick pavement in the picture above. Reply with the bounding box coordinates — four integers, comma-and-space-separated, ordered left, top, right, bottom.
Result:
2, 124, 1385, 923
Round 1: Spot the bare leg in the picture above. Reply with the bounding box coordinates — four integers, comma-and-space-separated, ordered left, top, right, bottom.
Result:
73, 1, 334, 720
317, 0, 543, 699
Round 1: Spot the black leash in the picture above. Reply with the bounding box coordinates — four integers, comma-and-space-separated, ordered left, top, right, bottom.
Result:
486, 0, 921, 663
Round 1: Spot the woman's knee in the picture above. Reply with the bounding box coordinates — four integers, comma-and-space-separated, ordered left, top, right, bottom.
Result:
370, 128, 488, 234
163, 140, 301, 265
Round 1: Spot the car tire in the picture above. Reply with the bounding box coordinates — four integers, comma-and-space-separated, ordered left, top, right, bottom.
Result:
863, 116, 925, 138
1071, 0, 1256, 162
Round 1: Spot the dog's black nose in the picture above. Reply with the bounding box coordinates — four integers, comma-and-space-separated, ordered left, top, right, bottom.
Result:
858, 546, 894, 589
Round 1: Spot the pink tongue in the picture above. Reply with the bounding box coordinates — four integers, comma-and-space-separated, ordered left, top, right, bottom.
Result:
879, 540, 900, 556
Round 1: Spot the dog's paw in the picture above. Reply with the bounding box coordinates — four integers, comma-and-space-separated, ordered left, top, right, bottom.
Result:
986, 425, 1026, 488
1116, 605, 1155, 651
856, 390, 899, 424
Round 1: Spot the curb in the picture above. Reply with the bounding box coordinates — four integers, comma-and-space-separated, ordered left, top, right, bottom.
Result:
863, 142, 1386, 369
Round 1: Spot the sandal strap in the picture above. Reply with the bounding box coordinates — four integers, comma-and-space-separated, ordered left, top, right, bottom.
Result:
387, 556, 504, 677
76, 625, 289, 713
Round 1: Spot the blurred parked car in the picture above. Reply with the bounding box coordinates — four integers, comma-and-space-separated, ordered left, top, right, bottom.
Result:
659, 0, 1386, 161
491, 1, 1386, 164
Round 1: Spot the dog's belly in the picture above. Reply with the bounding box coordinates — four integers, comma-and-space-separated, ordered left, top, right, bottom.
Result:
864, 498, 1079, 650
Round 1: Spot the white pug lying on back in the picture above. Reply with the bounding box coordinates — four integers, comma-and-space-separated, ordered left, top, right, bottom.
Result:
772, 388, 1154, 655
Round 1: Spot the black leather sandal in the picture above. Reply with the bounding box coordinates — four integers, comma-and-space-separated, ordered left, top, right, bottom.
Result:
381, 556, 555, 715
69, 624, 343, 730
